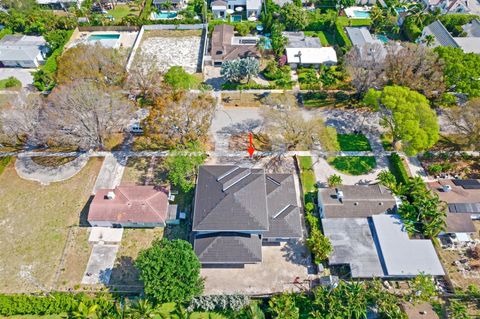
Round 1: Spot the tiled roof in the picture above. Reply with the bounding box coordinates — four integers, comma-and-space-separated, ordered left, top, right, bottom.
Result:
194, 233, 262, 264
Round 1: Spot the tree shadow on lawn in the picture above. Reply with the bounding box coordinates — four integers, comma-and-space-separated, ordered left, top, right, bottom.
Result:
109, 256, 143, 289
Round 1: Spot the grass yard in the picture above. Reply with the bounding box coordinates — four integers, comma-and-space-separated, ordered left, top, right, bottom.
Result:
297, 156, 317, 204
0, 158, 102, 293
300, 92, 350, 108
328, 156, 376, 175
107, 3, 139, 20
122, 157, 167, 185
303, 31, 330, 46
337, 133, 372, 151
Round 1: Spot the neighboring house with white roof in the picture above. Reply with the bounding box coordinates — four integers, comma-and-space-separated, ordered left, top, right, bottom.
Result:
36, 0, 81, 9
423, 0, 470, 13
420, 20, 480, 54
319, 185, 445, 278
0, 35, 49, 68
283, 31, 337, 68
211, 0, 262, 20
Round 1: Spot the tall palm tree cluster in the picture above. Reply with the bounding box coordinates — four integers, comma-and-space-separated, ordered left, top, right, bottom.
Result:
377, 171, 447, 238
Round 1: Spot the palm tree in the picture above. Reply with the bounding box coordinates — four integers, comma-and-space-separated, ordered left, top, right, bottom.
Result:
172, 304, 191, 319
327, 174, 342, 187
423, 34, 435, 47
161, 0, 174, 12
128, 299, 160, 319
377, 170, 396, 189
245, 302, 265, 319
71, 303, 100, 319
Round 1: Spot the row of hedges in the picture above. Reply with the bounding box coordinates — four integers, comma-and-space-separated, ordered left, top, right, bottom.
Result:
0, 293, 115, 316
388, 152, 409, 185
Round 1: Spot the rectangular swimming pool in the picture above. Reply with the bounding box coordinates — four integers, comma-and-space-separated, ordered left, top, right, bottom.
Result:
230, 15, 242, 22
353, 10, 370, 18
375, 34, 389, 43
152, 11, 178, 19
88, 34, 120, 41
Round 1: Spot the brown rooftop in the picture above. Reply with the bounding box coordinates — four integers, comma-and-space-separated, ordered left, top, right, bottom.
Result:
210, 24, 259, 62
445, 213, 476, 233
88, 185, 169, 224
427, 179, 480, 204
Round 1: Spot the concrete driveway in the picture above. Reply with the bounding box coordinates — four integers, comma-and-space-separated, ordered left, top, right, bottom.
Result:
92, 153, 127, 194
201, 240, 314, 295
82, 244, 119, 285
0, 68, 34, 88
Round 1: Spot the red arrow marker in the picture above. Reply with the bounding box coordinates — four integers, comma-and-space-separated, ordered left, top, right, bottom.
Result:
247, 132, 255, 158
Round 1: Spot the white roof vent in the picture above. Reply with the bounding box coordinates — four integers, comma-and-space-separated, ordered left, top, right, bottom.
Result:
106, 191, 116, 200
442, 184, 452, 192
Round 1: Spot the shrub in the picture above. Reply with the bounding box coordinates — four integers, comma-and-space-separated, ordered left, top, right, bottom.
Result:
0, 156, 11, 176
4, 76, 21, 88
334, 91, 349, 101
188, 295, 251, 312
427, 164, 443, 175
388, 152, 409, 185
235, 22, 251, 36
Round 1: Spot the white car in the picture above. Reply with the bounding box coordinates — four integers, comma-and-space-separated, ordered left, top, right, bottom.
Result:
130, 123, 144, 134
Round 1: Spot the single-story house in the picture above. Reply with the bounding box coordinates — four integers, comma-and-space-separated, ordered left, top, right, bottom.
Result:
192, 165, 303, 266
428, 179, 479, 240
88, 185, 178, 228
318, 184, 397, 218
0, 35, 49, 68
283, 31, 337, 68
319, 185, 444, 278
420, 20, 480, 54
209, 24, 260, 66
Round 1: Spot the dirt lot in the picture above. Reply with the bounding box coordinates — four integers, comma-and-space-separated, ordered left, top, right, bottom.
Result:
121, 157, 167, 186
437, 221, 480, 290
0, 158, 102, 293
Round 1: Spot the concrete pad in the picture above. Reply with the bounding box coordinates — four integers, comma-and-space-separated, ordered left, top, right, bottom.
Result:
92, 154, 126, 194
201, 241, 312, 295
88, 227, 123, 243
0, 68, 34, 88
82, 244, 119, 285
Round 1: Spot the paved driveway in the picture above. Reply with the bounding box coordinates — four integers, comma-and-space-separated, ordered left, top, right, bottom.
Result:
82, 244, 119, 285
0, 68, 34, 88
92, 153, 127, 194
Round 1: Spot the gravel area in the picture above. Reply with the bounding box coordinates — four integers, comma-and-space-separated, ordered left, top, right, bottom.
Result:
140, 36, 201, 73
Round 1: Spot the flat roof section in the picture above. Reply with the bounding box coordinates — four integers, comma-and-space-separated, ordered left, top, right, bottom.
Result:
371, 215, 445, 277
322, 218, 384, 278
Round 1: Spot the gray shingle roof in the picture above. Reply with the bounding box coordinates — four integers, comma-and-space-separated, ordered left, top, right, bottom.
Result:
283, 32, 322, 49
424, 21, 459, 48
319, 185, 396, 218
445, 213, 476, 233
345, 27, 380, 47
263, 174, 303, 239
194, 233, 262, 264
193, 166, 269, 232
0, 35, 47, 62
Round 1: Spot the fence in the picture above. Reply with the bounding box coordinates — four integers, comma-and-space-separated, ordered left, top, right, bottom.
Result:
78, 26, 140, 32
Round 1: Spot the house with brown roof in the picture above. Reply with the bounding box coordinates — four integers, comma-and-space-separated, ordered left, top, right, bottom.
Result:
88, 185, 178, 228
209, 24, 259, 66
427, 179, 480, 239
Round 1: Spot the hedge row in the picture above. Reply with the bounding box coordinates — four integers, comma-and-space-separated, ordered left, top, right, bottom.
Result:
388, 152, 409, 185
0, 293, 115, 316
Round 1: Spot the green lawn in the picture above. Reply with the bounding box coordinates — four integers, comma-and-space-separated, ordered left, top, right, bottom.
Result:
337, 133, 372, 151
328, 156, 376, 175
298, 156, 317, 204
108, 4, 139, 20
304, 31, 330, 46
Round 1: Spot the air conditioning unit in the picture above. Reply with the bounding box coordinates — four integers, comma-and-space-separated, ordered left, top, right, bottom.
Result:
442, 185, 452, 192
107, 191, 116, 200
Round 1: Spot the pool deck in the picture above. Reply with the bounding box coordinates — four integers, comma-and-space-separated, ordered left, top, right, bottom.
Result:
345, 6, 371, 19
66, 29, 138, 50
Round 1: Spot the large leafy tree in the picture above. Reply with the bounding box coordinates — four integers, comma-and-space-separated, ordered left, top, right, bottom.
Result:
136, 239, 204, 304
164, 66, 199, 90
363, 86, 439, 155
280, 3, 308, 31
164, 143, 206, 192
220, 58, 259, 83
435, 46, 480, 98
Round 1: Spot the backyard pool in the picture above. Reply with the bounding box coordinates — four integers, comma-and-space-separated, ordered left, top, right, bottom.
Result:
88, 34, 120, 41
375, 34, 389, 43
152, 11, 178, 19
352, 10, 370, 18
87, 33, 120, 48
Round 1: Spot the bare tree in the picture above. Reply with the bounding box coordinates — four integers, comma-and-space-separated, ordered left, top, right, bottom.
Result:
0, 92, 43, 146
384, 43, 445, 99
345, 43, 387, 96
143, 91, 217, 148
443, 98, 480, 149
260, 106, 339, 152
127, 51, 164, 100
44, 81, 135, 150
56, 43, 128, 87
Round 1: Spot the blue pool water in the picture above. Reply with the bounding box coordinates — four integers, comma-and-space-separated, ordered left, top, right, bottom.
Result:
231, 15, 242, 22
88, 34, 120, 40
353, 10, 370, 18
376, 34, 389, 43
152, 11, 177, 19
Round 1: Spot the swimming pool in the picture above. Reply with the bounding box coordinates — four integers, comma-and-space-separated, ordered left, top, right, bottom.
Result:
152, 11, 177, 19
230, 14, 242, 22
375, 34, 389, 43
88, 34, 120, 41
352, 10, 370, 18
